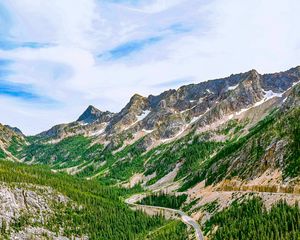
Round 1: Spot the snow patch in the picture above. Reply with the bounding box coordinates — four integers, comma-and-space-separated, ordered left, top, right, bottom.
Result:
236, 89, 283, 115
228, 84, 239, 90
123, 111, 150, 130
264, 90, 283, 100
142, 129, 154, 134
137, 110, 151, 121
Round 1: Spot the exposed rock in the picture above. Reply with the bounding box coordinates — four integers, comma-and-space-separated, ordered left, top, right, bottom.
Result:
0, 183, 70, 238
34, 66, 300, 149
77, 105, 114, 124
11, 227, 69, 240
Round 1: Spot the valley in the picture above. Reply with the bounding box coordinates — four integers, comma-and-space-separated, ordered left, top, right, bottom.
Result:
0, 66, 300, 239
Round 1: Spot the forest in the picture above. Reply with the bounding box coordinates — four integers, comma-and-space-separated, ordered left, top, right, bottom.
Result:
139, 192, 188, 209
205, 197, 300, 240
0, 160, 188, 240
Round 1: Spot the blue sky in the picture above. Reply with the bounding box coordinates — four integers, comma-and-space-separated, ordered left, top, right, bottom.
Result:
99, 36, 163, 60
0, 0, 300, 134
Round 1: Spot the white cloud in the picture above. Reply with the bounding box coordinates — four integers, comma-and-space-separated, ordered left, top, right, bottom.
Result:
0, 0, 300, 134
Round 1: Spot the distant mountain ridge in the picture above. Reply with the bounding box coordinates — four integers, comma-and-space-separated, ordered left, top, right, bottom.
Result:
33, 66, 300, 149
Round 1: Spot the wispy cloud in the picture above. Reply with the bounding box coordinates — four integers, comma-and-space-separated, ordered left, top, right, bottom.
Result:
167, 23, 192, 34
0, 80, 56, 104
0, 41, 52, 50
0, 0, 300, 134
105, 0, 142, 5
98, 22, 191, 61
99, 36, 162, 60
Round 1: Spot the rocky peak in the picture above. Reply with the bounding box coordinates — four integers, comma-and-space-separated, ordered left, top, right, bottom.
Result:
77, 105, 113, 124
261, 66, 300, 92
122, 94, 149, 114
0, 124, 23, 144
232, 69, 264, 102
4, 125, 24, 137
242, 69, 261, 84
286, 65, 300, 75
105, 94, 149, 135
130, 93, 145, 101
128, 94, 148, 108
77, 105, 101, 122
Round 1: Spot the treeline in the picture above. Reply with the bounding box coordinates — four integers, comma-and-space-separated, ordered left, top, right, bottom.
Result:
0, 160, 168, 240
139, 192, 188, 209
205, 197, 300, 240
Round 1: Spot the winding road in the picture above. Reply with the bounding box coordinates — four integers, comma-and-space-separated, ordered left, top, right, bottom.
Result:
125, 195, 204, 240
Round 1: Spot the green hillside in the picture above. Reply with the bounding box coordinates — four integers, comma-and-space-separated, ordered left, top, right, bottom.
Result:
0, 160, 188, 240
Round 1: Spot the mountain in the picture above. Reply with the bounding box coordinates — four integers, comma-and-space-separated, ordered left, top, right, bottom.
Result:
0, 124, 25, 161
30, 66, 300, 148
77, 105, 114, 124
1, 66, 300, 239
4, 125, 24, 136
36, 106, 114, 141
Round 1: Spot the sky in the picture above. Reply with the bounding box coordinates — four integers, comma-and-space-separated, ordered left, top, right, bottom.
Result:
0, 0, 300, 135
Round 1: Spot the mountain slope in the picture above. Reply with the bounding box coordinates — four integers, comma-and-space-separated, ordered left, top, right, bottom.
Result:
0, 160, 190, 239
2, 66, 300, 239
18, 66, 300, 182
0, 124, 25, 161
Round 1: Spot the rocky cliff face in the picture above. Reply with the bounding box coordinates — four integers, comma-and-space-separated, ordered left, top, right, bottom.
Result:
28, 66, 300, 150
101, 66, 299, 148
0, 183, 74, 239
77, 105, 114, 124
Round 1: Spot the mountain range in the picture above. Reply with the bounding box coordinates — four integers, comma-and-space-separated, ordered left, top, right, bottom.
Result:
0, 66, 300, 239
